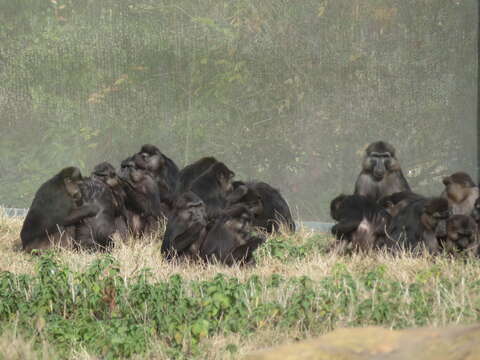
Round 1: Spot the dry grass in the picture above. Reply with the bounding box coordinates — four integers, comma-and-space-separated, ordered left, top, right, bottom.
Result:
1, 211, 480, 359
2, 213, 477, 285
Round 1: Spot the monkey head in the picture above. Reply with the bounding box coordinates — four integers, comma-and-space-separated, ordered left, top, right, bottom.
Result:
59, 166, 83, 204
442, 215, 478, 254
136, 144, 165, 173
212, 162, 235, 193
442, 172, 476, 203
330, 194, 348, 221
223, 204, 254, 232
363, 141, 399, 181
92, 162, 120, 188
420, 197, 450, 238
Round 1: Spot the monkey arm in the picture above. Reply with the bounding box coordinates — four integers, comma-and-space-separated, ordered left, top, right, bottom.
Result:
332, 219, 361, 238
62, 203, 99, 226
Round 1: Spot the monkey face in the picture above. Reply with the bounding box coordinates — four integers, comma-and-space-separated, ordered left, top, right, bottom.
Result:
93, 163, 119, 188
444, 215, 478, 252
365, 152, 393, 181
237, 210, 253, 229
225, 206, 253, 232
248, 197, 264, 217
129, 168, 145, 184
105, 176, 119, 188
421, 211, 449, 236
372, 157, 386, 180
240, 188, 263, 217
176, 197, 207, 226
418, 198, 450, 238
218, 170, 235, 193
63, 176, 83, 204
443, 173, 476, 204
443, 181, 468, 203
119, 157, 135, 178
119, 163, 152, 195
136, 145, 165, 173
119, 158, 144, 185
142, 152, 164, 173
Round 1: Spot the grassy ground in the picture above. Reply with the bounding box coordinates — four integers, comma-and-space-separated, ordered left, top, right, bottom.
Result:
1, 211, 479, 359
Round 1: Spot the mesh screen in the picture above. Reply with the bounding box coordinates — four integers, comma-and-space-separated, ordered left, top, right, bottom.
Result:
0, 0, 477, 220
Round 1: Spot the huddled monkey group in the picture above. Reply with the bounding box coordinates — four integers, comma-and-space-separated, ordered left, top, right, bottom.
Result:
19, 140, 480, 264
19, 145, 295, 265
331, 141, 480, 257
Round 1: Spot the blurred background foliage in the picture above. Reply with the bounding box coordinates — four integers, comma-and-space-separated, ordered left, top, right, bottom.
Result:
0, 0, 477, 220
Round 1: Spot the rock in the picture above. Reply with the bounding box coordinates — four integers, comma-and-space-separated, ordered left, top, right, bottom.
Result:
243, 324, 480, 360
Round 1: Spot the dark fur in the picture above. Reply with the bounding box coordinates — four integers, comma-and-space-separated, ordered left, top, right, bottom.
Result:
92, 162, 128, 214
330, 194, 390, 251
134, 144, 179, 193
378, 191, 424, 217
226, 181, 264, 219
73, 178, 122, 251
440, 215, 478, 256
189, 162, 235, 214
20, 167, 98, 252
162, 194, 265, 265
176, 157, 218, 193
354, 141, 411, 202
386, 197, 450, 254
119, 159, 166, 236
235, 181, 295, 233
200, 204, 266, 265
89, 162, 129, 241
161, 192, 208, 259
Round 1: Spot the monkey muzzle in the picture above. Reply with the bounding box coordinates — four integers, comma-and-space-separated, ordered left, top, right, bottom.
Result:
372, 160, 386, 181
373, 169, 385, 181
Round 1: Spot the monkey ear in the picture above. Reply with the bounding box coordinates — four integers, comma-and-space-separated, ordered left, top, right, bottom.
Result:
442, 177, 450, 186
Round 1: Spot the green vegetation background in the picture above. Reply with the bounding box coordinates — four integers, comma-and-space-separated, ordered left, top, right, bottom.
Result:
2, 240, 480, 359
